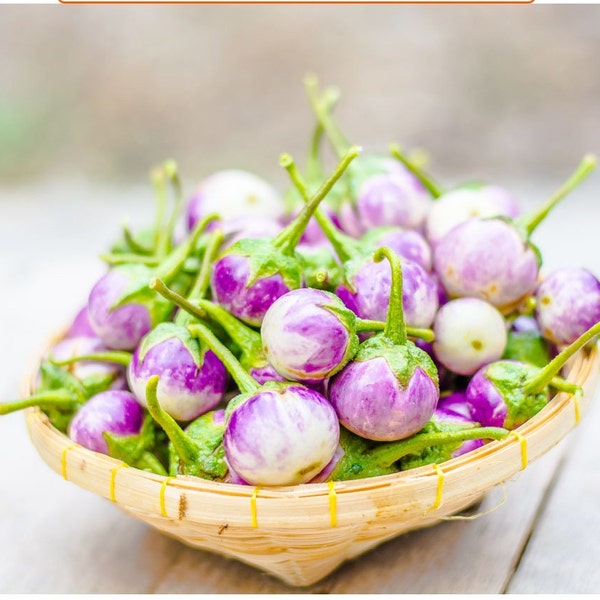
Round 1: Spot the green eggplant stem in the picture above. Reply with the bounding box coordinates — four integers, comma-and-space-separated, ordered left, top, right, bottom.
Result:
365, 426, 509, 473
272, 145, 361, 255
522, 320, 600, 394
281, 153, 359, 264
306, 86, 340, 183
197, 299, 263, 361
389, 143, 444, 199
150, 277, 208, 322
99, 253, 160, 267
304, 75, 349, 158
144, 375, 199, 468
137, 451, 168, 476
354, 318, 435, 343
187, 322, 260, 395
549, 376, 582, 397
373, 247, 407, 346
0, 390, 78, 416
121, 222, 153, 256
155, 212, 220, 284
174, 228, 224, 327
49, 351, 133, 367
162, 159, 185, 257
516, 154, 597, 238
151, 166, 169, 257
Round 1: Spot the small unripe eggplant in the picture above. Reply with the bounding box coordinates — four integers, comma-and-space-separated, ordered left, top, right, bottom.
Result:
185, 169, 285, 230
433, 298, 508, 376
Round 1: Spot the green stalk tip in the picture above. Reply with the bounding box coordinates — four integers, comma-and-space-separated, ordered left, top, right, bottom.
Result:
373, 247, 407, 346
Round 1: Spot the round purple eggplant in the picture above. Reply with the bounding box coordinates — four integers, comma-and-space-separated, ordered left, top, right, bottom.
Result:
434, 155, 596, 310
68, 390, 144, 455
260, 288, 361, 384
127, 323, 228, 422
535, 267, 600, 346
328, 247, 439, 441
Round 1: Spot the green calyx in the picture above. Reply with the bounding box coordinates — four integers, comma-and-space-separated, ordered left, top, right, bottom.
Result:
196, 299, 266, 373
167, 411, 228, 480
137, 322, 206, 370
144, 375, 226, 480
502, 328, 551, 369
219, 237, 305, 293
521, 319, 600, 395
356, 336, 439, 389
104, 414, 168, 476
484, 361, 549, 429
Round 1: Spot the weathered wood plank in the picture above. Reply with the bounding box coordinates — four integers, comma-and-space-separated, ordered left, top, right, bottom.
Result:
506, 387, 600, 594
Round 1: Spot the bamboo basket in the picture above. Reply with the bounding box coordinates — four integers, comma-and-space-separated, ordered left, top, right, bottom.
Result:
23, 340, 599, 588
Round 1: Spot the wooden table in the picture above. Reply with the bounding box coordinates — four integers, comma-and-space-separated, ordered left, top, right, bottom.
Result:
1, 177, 599, 594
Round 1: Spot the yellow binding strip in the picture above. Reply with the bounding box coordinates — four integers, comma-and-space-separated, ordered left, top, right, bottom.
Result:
573, 390, 582, 425
328, 481, 338, 527
431, 463, 445, 510
510, 430, 528, 470
251, 487, 261, 528
159, 477, 175, 518
61, 443, 78, 480
109, 462, 128, 503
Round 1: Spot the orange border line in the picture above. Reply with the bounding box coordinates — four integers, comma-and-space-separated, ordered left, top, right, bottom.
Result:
59, 1, 536, 5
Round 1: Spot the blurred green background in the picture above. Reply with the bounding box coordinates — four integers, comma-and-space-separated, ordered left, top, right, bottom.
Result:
1, 5, 599, 190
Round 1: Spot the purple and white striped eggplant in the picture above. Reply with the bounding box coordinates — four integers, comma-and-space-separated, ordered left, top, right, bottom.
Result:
127, 232, 229, 422
65, 306, 97, 339
260, 288, 361, 384
127, 323, 228, 422
466, 319, 600, 429
68, 390, 144, 455
185, 321, 340, 486
535, 267, 600, 346
210, 147, 360, 327
328, 247, 439, 442
434, 156, 596, 310
432, 297, 508, 376
88, 213, 217, 350
185, 169, 285, 231
432, 400, 484, 458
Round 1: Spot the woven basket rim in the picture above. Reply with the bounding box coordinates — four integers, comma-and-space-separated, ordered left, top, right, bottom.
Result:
24, 340, 598, 500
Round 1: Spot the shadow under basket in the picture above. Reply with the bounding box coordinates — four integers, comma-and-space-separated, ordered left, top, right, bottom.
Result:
25, 345, 599, 588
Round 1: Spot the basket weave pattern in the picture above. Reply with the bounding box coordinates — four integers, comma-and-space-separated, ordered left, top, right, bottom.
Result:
24, 346, 599, 587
